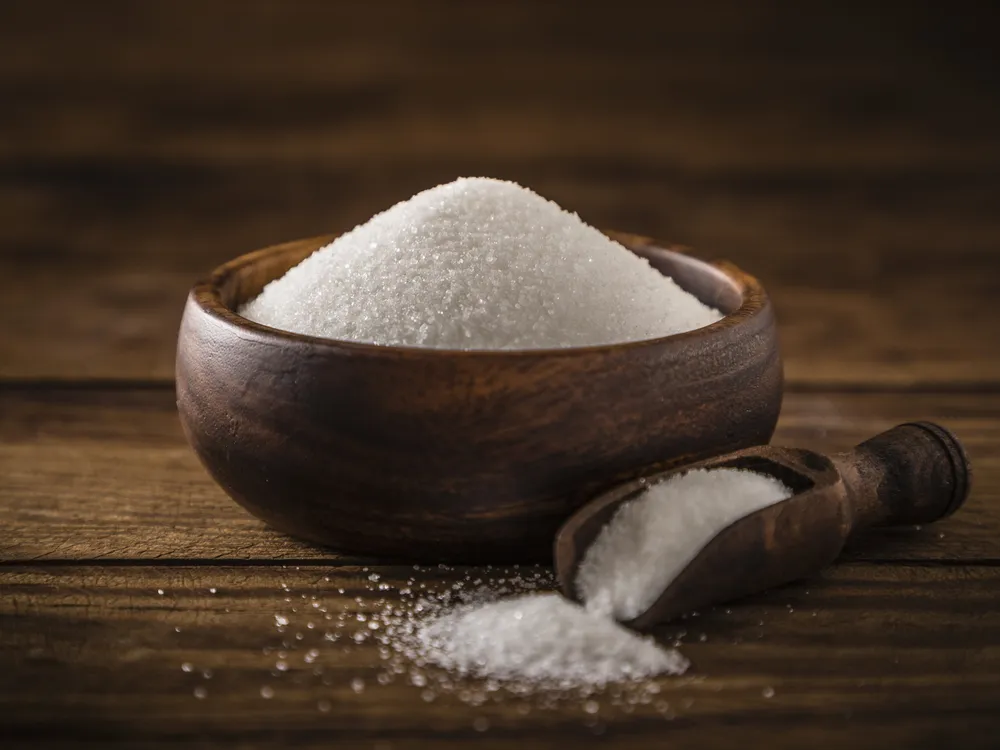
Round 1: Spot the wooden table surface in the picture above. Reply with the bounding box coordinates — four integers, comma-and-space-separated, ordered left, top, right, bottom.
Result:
3, 2, 1000, 748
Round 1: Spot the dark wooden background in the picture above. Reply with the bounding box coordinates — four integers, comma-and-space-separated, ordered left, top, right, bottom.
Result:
2, 2, 999, 748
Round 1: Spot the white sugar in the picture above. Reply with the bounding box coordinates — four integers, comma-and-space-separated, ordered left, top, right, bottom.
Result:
415, 593, 687, 689
241, 177, 721, 349
242, 565, 688, 713
577, 468, 793, 621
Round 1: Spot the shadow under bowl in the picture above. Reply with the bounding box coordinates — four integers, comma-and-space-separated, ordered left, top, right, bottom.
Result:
176, 232, 782, 562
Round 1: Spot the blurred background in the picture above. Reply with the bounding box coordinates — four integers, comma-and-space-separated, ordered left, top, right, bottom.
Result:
2, 0, 998, 385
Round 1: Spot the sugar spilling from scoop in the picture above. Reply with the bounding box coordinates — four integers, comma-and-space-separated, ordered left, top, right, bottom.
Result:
409, 468, 790, 690
576, 468, 793, 621
178, 469, 793, 711
240, 177, 722, 349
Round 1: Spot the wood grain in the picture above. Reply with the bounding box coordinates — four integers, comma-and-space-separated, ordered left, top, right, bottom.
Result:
2, 2, 998, 167
1, 2, 998, 384
2, 563, 999, 749
2, 3, 999, 746
2, 387, 997, 564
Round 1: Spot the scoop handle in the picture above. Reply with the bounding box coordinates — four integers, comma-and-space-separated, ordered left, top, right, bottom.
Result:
834, 421, 971, 531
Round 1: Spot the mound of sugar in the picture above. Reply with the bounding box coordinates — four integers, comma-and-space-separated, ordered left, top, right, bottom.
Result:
577, 468, 793, 621
240, 177, 722, 349
414, 593, 687, 689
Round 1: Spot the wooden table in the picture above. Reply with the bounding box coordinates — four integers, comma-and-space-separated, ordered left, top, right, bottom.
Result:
3, 3, 999, 748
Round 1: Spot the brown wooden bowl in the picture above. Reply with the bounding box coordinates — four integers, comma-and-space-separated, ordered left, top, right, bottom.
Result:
175, 232, 782, 562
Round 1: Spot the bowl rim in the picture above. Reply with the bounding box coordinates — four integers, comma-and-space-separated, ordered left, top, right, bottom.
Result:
188, 230, 771, 359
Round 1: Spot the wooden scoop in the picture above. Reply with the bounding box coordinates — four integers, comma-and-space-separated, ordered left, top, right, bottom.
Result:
554, 422, 971, 630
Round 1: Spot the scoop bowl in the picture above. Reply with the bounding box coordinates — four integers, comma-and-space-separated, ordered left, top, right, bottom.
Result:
175, 232, 783, 561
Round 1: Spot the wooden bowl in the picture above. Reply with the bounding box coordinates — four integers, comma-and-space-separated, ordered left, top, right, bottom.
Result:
176, 232, 782, 562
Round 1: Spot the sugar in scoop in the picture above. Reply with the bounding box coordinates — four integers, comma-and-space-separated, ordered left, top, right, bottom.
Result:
558, 423, 971, 629
576, 468, 793, 621
240, 177, 722, 349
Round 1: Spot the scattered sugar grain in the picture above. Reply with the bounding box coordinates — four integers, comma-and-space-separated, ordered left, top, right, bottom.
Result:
473, 717, 490, 732
241, 178, 721, 349
577, 468, 792, 621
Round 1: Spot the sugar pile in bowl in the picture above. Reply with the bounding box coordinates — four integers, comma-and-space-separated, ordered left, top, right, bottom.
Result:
240, 177, 722, 348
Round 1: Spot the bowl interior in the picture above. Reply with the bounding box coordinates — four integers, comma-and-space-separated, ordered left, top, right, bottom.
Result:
213, 233, 746, 327
216, 238, 320, 311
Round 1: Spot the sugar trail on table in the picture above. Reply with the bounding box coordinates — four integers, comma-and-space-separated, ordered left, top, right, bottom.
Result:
241, 177, 722, 348
577, 468, 793, 621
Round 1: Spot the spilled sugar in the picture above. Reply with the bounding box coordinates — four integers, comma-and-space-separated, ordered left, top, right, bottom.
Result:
330, 567, 686, 706
172, 565, 743, 729
171, 471, 798, 716
577, 468, 793, 621
415, 594, 687, 690
241, 177, 721, 349
409, 469, 788, 688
